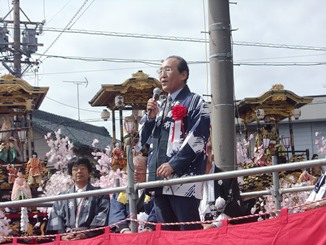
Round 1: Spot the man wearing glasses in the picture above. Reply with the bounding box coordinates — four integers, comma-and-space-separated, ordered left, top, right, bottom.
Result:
141, 55, 210, 230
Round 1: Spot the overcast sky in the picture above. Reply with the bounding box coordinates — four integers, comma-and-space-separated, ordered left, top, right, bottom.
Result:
1, 0, 326, 136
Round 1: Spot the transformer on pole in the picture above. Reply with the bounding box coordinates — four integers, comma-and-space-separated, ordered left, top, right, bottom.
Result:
0, 0, 44, 78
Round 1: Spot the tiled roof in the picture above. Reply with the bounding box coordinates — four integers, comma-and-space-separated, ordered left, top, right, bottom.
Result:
32, 110, 112, 149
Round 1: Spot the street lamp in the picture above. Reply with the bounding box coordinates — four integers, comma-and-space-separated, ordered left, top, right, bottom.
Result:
124, 120, 135, 147
256, 109, 265, 151
263, 138, 270, 149
26, 99, 33, 111
281, 136, 291, 161
292, 109, 301, 120
115, 95, 124, 108
101, 109, 110, 121
18, 129, 27, 162
281, 136, 291, 149
256, 109, 265, 120
17, 129, 26, 142
124, 120, 135, 135
115, 95, 125, 148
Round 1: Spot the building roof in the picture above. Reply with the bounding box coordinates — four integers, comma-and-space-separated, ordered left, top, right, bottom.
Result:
89, 70, 162, 110
0, 74, 49, 116
236, 84, 313, 124
32, 110, 112, 149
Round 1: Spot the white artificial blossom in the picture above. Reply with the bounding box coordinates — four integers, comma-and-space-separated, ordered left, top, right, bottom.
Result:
0, 209, 11, 242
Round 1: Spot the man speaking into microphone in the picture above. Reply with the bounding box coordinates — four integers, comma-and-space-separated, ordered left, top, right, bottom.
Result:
141, 55, 210, 230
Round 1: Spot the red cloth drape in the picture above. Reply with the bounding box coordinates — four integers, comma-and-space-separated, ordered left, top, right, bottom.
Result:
10, 206, 326, 245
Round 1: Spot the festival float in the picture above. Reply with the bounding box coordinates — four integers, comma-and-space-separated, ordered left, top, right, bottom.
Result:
0, 75, 325, 244
0, 74, 49, 238
235, 84, 318, 212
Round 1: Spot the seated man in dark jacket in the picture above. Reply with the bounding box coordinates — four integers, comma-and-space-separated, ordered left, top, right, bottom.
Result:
46, 157, 110, 240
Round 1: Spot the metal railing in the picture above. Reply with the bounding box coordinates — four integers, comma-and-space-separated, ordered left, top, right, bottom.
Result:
1, 158, 324, 209
1, 157, 324, 233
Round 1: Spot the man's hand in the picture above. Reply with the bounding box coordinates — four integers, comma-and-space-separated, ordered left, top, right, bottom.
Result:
61, 232, 88, 240
157, 162, 174, 178
146, 98, 159, 120
202, 223, 215, 230
139, 227, 153, 233
121, 229, 132, 234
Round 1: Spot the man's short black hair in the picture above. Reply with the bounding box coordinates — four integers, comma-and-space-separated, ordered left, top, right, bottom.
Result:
166, 55, 189, 82
67, 157, 92, 175
312, 154, 319, 160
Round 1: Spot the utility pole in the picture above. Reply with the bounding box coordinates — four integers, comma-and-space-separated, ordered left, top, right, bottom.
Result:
209, 0, 236, 171
13, 0, 22, 77
0, 0, 44, 78
63, 78, 88, 121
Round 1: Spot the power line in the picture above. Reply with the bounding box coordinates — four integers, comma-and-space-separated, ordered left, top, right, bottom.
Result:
235, 62, 326, 67
26, 65, 152, 76
67, 0, 95, 29
42, 27, 326, 52
35, 53, 162, 65
45, 96, 100, 113
33, 54, 326, 67
39, 0, 91, 61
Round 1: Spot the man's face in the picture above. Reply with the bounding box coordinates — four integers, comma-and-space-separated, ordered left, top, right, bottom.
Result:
132, 110, 139, 117
158, 57, 187, 94
134, 157, 147, 183
71, 164, 90, 185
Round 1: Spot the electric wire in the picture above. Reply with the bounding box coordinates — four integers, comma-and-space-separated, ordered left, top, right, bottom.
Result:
45, 96, 100, 113
42, 27, 326, 52
31, 65, 152, 76
39, 0, 90, 61
43, 0, 73, 26
67, 0, 95, 29
31, 53, 326, 67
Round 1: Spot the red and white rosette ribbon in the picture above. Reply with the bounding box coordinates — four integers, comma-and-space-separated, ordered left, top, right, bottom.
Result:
171, 104, 187, 142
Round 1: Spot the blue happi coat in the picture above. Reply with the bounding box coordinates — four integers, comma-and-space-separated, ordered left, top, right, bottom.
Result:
46, 183, 110, 237
142, 85, 211, 199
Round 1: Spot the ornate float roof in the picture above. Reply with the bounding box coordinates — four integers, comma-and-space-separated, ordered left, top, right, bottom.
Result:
236, 84, 313, 124
0, 74, 49, 116
89, 70, 162, 110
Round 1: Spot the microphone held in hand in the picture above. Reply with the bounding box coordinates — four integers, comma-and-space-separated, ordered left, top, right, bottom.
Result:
148, 88, 161, 118
152, 88, 161, 101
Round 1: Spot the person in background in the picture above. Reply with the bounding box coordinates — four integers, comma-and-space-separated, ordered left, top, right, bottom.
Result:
304, 172, 326, 210
46, 157, 110, 240
310, 154, 323, 178
141, 55, 211, 230
200, 144, 249, 229
298, 153, 322, 185
109, 149, 156, 233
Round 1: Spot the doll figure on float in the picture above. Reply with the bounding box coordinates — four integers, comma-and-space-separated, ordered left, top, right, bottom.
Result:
0, 137, 21, 163
11, 168, 32, 233
11, 168, 32, 201
0, 116, 13, 142
26, 152, 43, 188
123, 110, 142, 147
7, 163, 18, 185
111, 142, 126, 171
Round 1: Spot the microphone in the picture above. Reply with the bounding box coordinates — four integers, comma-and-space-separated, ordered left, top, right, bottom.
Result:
148, 88, 161, 118
152, 87, 161, 101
